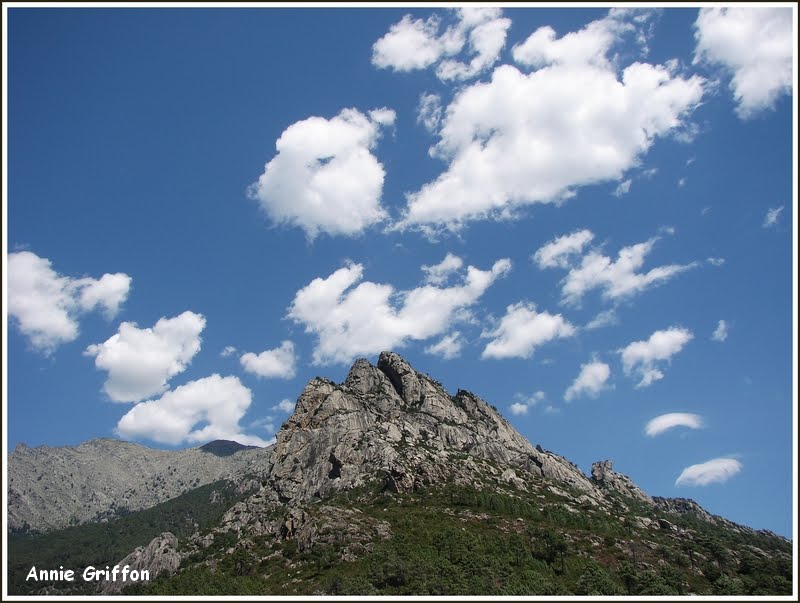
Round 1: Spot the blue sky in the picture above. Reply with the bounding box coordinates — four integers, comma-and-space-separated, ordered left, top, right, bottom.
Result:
4, 6, 796, 538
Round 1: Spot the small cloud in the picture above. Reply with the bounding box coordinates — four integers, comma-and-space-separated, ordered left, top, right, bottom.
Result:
509, 391, 545, 415
220, 346, 237, 357
585, 309, 619, 330
417, 92, 443, 133
645, 412, 703, 437
613, 179, 632, 197
701, 206, 712, 216
564, 359, 611, 401
711, 319, 728, 342
240, 341, 297, 379
676, 457, 742, 486
533, 229, 594, 269
543, 405, 560, 415
424, 331, 464, 360
706, 256, 725, 266
619, 326, 693, 388
481, 302, 575, 360
762, 205, 784, 228
677, 177, 687, 188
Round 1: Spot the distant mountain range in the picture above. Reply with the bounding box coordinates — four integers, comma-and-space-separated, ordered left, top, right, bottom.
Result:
6, 352, 792, 596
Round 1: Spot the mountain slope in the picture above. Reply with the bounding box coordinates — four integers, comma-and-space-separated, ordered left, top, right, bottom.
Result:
8, 438, 269, 532
6, 352, 793, 596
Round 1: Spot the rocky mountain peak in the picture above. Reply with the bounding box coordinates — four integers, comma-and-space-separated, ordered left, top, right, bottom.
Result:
264, 352, 598, 506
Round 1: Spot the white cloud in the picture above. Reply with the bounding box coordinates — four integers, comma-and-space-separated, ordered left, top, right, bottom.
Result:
711, 320, 728, 342
424, 331, 464, 360
481, 302, 575, 360
372, 8, 510, 82
613, 179, 632, 197
677, 176, 687, 188
564, 360, 611, 401
417, 92, 443, 133
436, 9, 512, 81
240, 340, 297, 379
85, 311, 206, 403
289, 258, 511, 365
396, 11, 704, 233
248, 108, 394, 239
273, 398, 296, 414
645, 412, 703, 437
585, 309, 619, 330
558, 236, 697, 306
694, 7, 793, 118
706, 256, 725, 266
116, 374, 268, 447
533, 229, 595, 269
510, 390, 545, 415
676, 457, 742, 486
220, 345, 237, 357
8, 251, 132, 354
620, 326, 693, 388
762, 205, 784, 228
421, 253, 464, 285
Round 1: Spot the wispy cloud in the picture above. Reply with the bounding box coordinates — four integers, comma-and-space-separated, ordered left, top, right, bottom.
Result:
762, 205, 784, 228
645, 412, 703, 437
711, 320, 728, 342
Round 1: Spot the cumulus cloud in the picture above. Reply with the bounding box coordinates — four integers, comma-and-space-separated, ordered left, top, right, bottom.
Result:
619, 326, 693, 388
372, 8, 510, 81
240, 340, 297, 379
676, 457, 742, 486
613, 179, 632, 197
694, 7, 793, 118
711, 320, 728, 342
564, 360, 611, 401
762, 205, 784, 228
481, 302, 575, 360
116, 374, 268, 447
645, 412, 703, 437
220, 345, 237, 357
510, 391, 545, 415
248, 108, 394, 239
534, 231, 697, 305
424, 332, 464, 360
85, 311, 206, 403
8, 251, 132, 354
396, 10, 704, 233
533, 229, 594, 269
289, 258, 511, 365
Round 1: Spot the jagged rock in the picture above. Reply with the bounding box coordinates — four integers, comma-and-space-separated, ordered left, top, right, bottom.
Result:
261, 352, 598, 509
590, 460, 653, 505
100, 532, 181, 594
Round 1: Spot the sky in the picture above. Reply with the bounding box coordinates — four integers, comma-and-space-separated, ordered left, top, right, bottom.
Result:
3, 5, 796, 539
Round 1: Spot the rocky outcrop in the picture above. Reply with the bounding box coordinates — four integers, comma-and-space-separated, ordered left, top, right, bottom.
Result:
263, 352, 598, 508
100, 532, 181, 594
8, 439, 270, 532
590, 460, 653, 505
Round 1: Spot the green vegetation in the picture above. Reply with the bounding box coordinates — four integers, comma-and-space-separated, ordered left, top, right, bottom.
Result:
126, 483, 792, 596
7, 479, 253, 595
